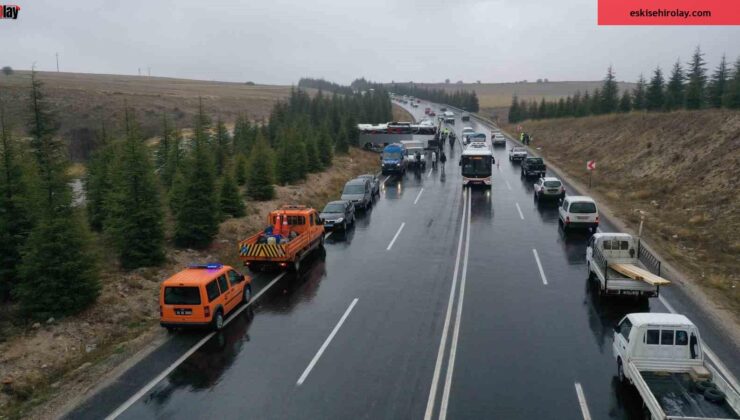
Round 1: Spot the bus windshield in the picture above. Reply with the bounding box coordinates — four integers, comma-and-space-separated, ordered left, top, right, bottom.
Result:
462, 156, 492, 177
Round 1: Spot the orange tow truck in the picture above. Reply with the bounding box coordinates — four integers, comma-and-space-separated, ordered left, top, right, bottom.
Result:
238, 205, 325, 271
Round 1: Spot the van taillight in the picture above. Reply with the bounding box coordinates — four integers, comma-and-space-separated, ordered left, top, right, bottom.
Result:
159, 305, 163, 317
204, 306, 210, 318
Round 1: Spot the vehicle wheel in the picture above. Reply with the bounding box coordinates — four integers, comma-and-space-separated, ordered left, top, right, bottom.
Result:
617, 359, 626, 384
243, 286, 252, 304
704, 388, 726, 403
165, 326, 175, 333
213, 310, 224, 331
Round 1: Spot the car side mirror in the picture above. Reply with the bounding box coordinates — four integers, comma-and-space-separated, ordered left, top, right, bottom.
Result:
239, 274, 246, 283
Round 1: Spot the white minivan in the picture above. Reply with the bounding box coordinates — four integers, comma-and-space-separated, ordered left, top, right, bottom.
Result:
558, 195, 599, 232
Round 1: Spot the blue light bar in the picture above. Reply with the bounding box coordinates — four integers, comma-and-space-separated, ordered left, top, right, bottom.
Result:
188, 263, 223, 270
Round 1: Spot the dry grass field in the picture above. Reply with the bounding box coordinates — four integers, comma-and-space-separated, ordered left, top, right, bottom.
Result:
0, 71, 295, 160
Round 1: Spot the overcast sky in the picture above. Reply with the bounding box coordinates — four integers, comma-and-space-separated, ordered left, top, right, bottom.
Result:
3, 0, 740, 85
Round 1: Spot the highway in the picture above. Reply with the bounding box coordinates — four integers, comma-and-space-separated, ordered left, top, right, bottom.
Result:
66, 101, 740, 420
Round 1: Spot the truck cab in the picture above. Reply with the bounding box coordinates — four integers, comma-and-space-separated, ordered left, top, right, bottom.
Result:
613, 313, 740, 420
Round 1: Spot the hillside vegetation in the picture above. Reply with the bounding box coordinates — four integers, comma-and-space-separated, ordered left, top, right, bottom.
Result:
0, 71, 294, 160
505, 110, 739, 315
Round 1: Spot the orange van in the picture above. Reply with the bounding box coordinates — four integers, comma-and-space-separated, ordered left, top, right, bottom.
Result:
160, 264, 252, 331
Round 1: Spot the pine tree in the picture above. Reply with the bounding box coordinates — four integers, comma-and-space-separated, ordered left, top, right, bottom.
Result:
664, 60, 686, 111
305, 132, 322, 172
156, 113, 173, 173
168, 169, 186, 215
275, 127, 293, 185
16, 71, 100, 318
0, 99, 32, 301
234, 153, 248, 185
84, 123, 113, 231
618, 90, 632, 113
708, 54, 728, 108
247, 132, 275, 201
213, 117, 230, 176
162, 132, 183, 189
591, 88, 602, 115
316, 123, 333, 167
335, 119, 350, 154
173, 105, 219, 249
105, 109, 165, 268
632, 74, 648, 110
537, 98, 546, 119
218, 173, 245, 218
508, 95, 521, 122
579, 91, 592, 116
600, 65, 619, 114
646, 67, 665, 111
724, 57, 740, 109
685, 46, 708, 109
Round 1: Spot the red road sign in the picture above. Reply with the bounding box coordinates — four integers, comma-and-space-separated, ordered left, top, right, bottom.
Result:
587, 160, 596, 171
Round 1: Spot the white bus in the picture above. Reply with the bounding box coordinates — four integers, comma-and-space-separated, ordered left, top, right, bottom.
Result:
460, 142, 494, 187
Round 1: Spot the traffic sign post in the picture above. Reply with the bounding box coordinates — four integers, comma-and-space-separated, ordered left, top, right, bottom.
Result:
587, 160, 596, 188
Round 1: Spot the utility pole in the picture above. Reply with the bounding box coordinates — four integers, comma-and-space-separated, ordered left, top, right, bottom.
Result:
55, 53, 59, 72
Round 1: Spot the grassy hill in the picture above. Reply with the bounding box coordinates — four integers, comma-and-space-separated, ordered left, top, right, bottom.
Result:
0, 71, 294, 160
503, 110, 739, 317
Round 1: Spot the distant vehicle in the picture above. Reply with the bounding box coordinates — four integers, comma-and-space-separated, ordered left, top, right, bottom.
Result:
429, 111, 436, 117
533, 177, 565, 201
356, 173, 380, 196
461, 127, 475, 144
440, 107, 447, 112
401, 140, 426, 169
613, 313, 740, 420
363, 142, 384, 152
521, 157, 546, 178
319, 200, 355, 231
492, 133, 506, 146
425, 107, 431, 115
587, 232, 669, 298
416, 99, 421, 103
239, 205, 325, 272
467, 132, 486, 144
461, 112, 471, 122
160, 264, 252, 331
558, 195, 598, 232
341, 178, 373, 209
381, 143, 407, 175
509, 146, 527, 161
460, 142, 494, 187
443, 111, 455, 124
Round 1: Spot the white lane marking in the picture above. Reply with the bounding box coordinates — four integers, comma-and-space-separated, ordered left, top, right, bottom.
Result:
574, 383, 592, 420
658, 295, 740, 391
424, 189, 468, 420
414, 188, 424, 205
386, 222, 405, 251
439, 190, 472, 420
296, 298, 359, 386
325, 231, 333, 240
427, 167, 433, 177
104, 272, 287, 420
532, 249, 549, 285
505, 179, 512, 190
515, 202, 525, 220
381, 175, 390, 184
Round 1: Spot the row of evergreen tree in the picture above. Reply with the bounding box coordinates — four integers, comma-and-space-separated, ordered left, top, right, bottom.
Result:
387, 83, 480, 112
0, 76, 392, 319
297, 78, 355, 95
508, 47, 740, 123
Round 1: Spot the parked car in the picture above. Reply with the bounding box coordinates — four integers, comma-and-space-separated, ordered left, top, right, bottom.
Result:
521, 157, 546, 178
356, 174, 380, 196
492, 133, 506, 146
509, 146, 527, 161
319, 200, 355, 231
533, 177, 565, 200
341, 178, 373, 209
558, 195, 599, 232
160, 264, 252, 331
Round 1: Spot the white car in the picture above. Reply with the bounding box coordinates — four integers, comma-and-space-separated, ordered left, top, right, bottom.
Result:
461, 127, 475, 144
533, 177, 565, 200
492, 133, 506, 146
558, 195, 599, 232
508, 146, 527, 161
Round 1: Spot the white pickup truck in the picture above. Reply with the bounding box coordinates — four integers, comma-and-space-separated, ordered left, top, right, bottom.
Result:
614, 313, 740, 420
587, 233, 669, 298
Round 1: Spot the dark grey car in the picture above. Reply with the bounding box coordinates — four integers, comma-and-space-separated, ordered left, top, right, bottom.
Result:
319, 200, 355, 231
355, 174, 380, 196
341, 178, 372, 209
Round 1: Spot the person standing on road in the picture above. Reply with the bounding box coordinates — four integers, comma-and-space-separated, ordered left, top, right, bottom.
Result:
431, 151, 437, 168
440, 151, 447, 165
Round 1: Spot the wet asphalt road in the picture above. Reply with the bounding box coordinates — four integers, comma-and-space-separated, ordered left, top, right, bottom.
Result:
66, 102, 739, 420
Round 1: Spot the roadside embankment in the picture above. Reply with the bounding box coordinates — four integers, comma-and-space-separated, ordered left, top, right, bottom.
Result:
504, 110, 739, 320
392, 104, 414, 122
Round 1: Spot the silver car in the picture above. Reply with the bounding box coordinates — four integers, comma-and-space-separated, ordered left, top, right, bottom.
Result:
319, 200, 355, 230
341, 178, 372, 210
355, 174, 380, 196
